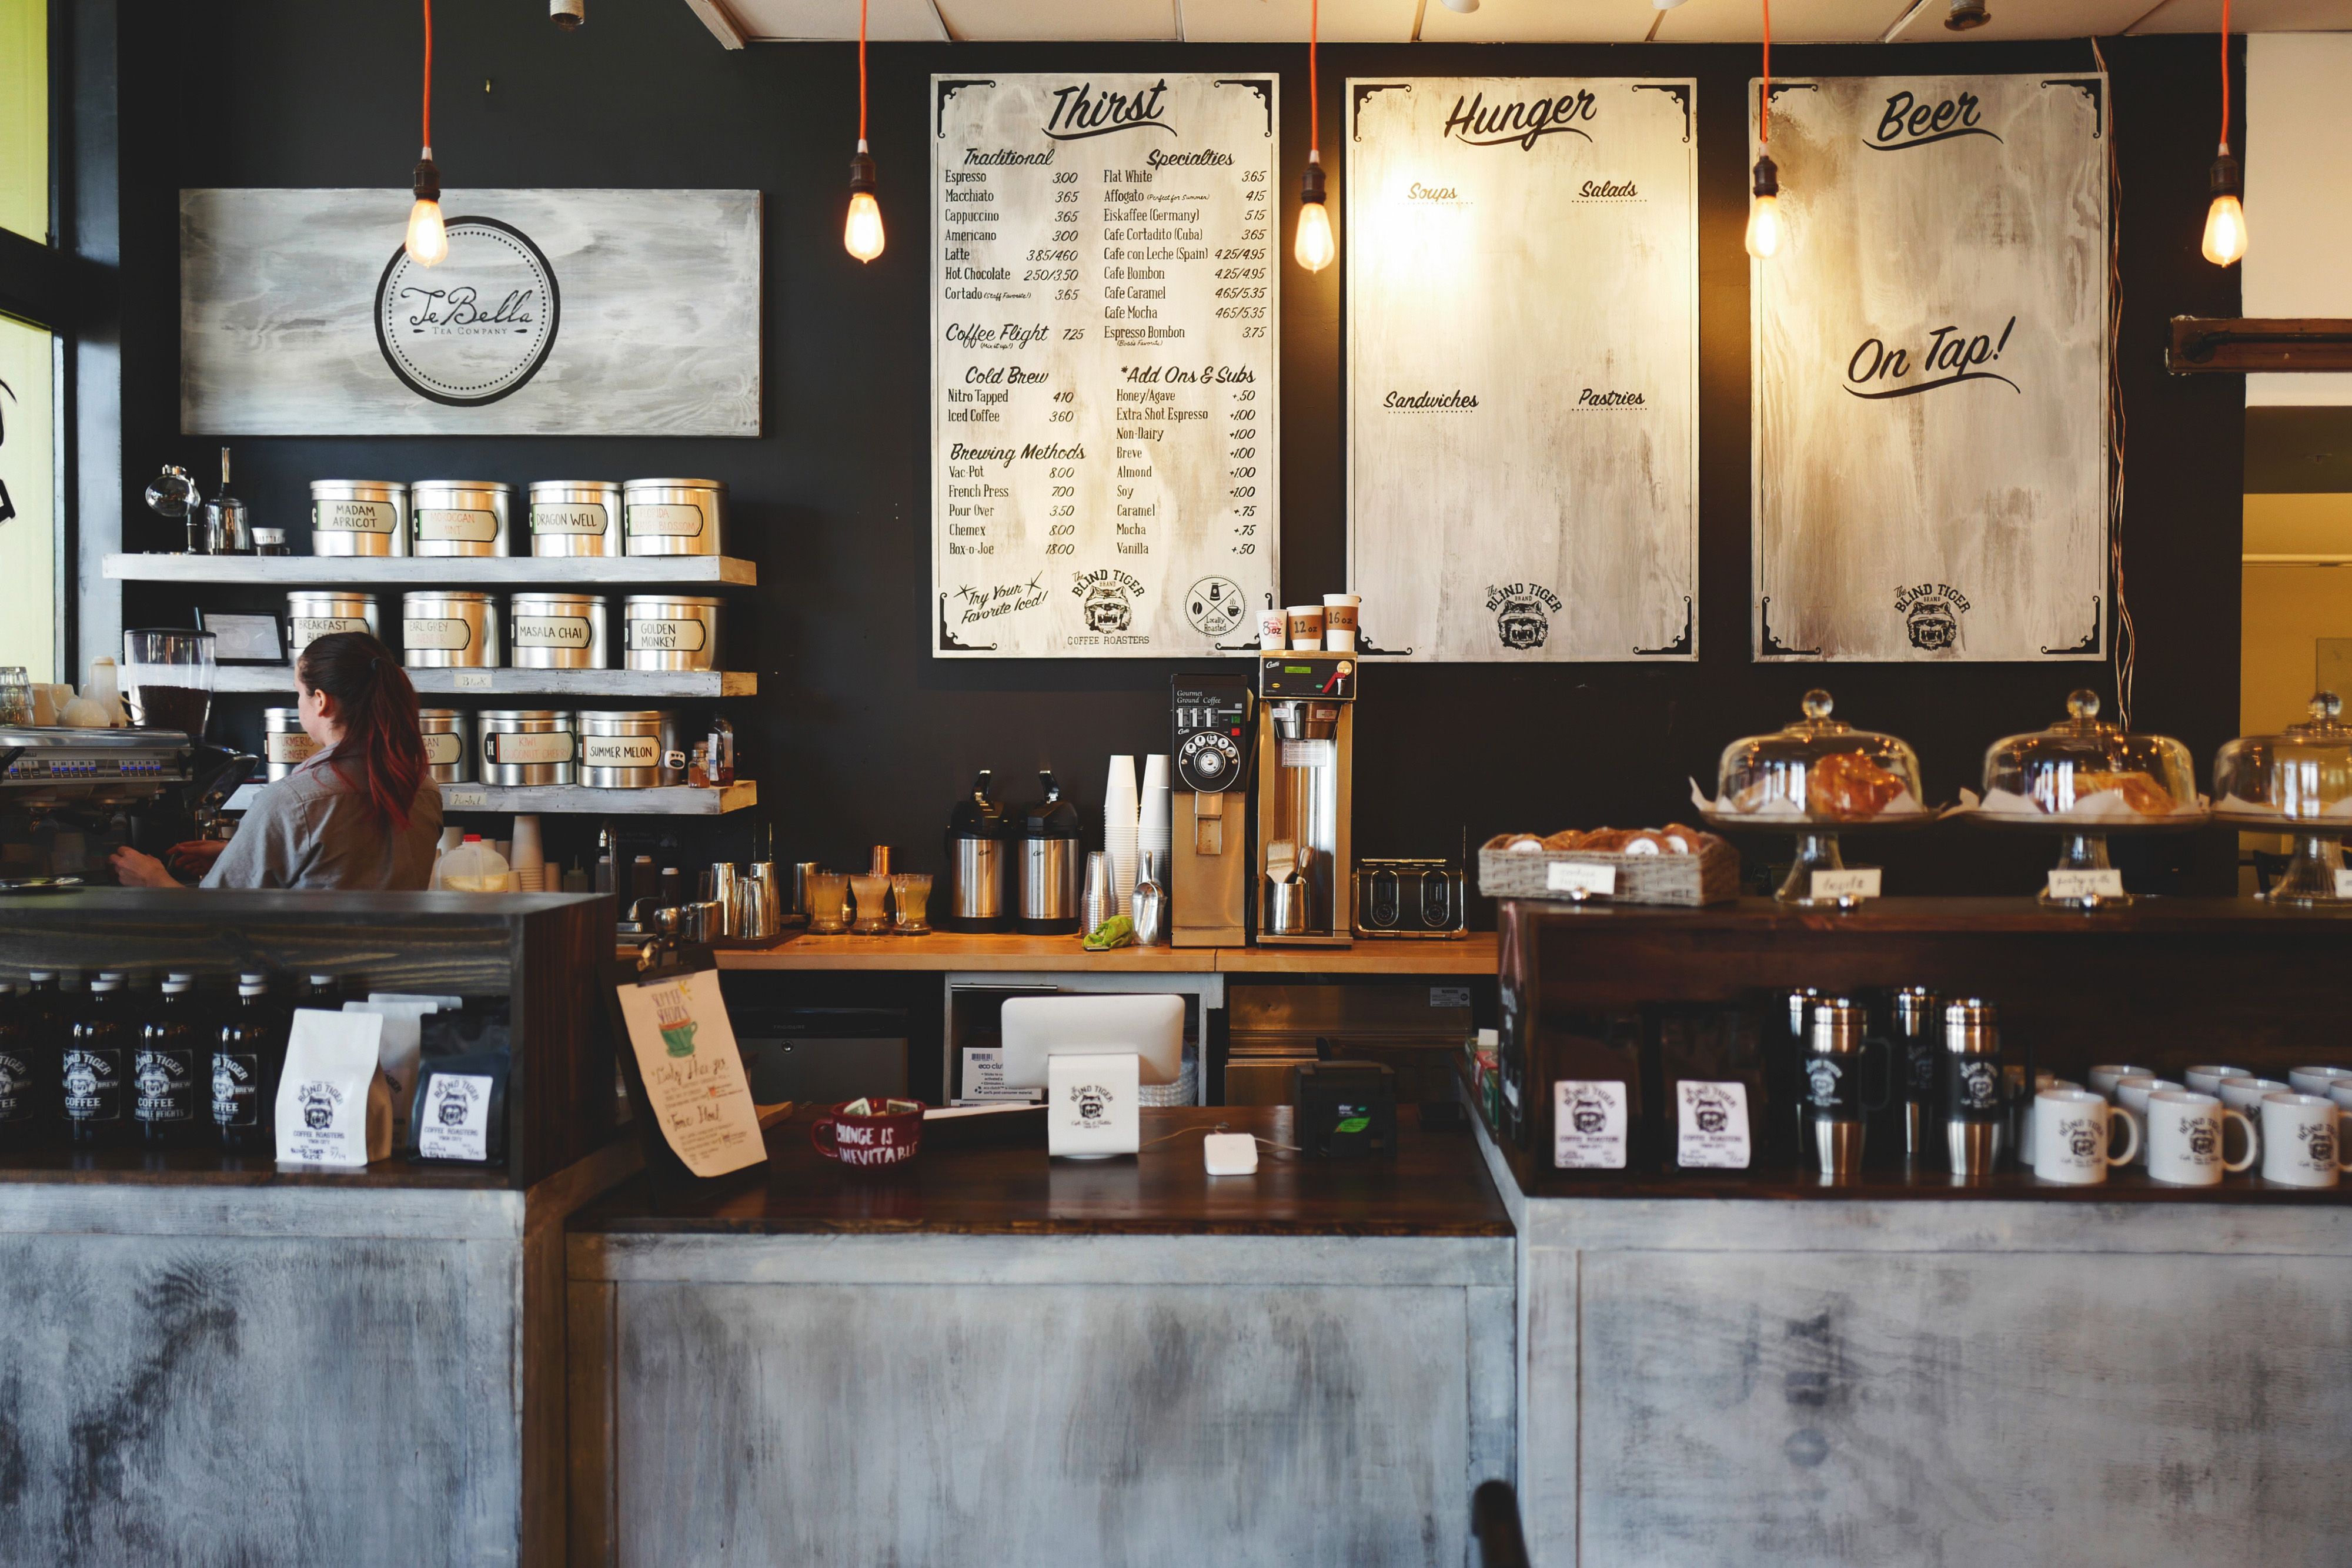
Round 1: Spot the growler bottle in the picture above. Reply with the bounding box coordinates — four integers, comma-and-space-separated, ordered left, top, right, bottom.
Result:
0, 983, 36, 1151
64, 974, 132, 1145
135, 974, 206, 1149
213, 974, 287, 1154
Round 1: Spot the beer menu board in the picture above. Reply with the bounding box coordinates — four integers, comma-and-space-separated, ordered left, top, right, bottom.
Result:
931, 74, 1281, 659
1750, 76, 2107, 661
1347, 78, 1699, 662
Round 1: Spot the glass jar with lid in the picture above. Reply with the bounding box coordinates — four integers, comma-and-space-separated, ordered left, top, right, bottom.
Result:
1972, 690, 2205, 907
2213, 691, 2352, 905
1703, 690, 1932, 904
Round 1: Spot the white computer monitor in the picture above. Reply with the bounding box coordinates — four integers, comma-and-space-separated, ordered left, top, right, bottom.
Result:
999, 994, 1185, 1089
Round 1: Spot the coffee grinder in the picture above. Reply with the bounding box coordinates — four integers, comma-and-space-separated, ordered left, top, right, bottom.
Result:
1254, 652, 1356, 946
1169, 673, 1255, 947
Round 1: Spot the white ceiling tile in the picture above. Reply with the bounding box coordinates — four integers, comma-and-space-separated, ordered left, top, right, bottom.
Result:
1652, 0, 1917, 44
727, 0, 948, 40
1175, 0, 1418, 42
2130, 0, 2352, 31
931, 0, 1182, 38
1416, 0, 1663, 44
1889, 0, 2161, 40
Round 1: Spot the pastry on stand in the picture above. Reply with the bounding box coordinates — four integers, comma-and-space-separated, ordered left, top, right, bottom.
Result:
2212, 692, 2352, 907
1697, 690, 1934, 906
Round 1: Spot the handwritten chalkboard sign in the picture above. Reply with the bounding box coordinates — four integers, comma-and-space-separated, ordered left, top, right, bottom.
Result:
1750, 75, 2109, 662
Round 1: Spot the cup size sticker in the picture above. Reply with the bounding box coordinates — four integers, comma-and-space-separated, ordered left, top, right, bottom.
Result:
418, 1073, 494, 1162
415, 508, 499, 542
532, 503, 609, 535
626, 618, 708, 652
627, 503, 705, 537
313, 500, 396, 533
1676, 1080, 1751, 1169
1553, 1079, 1628, 1169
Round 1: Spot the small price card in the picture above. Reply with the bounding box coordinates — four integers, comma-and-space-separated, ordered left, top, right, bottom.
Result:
443, 787, 487, 810
455, 670, 495, 691
1810, 868, 1882, 901
1546, 861, 1617, 897
2047, 868, 2125, 901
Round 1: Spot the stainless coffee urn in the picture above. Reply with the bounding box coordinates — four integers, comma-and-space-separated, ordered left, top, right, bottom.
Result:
941, 769, 1008, 934
1013, 770, 1083, 935
1170, 672, 1254, 947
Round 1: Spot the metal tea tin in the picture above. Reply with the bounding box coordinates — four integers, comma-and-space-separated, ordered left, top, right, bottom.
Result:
527, 480, 624, 557
579, 710, 679, 789
478, 710, 577, 785
286, 591, 382, 658
409, 480, 513, 557
401, 590, 500, 668
622, 595, 724, 671
417, 709, 473, 784
509, 593, 608, 669
622, 478, 726, 557
260, 708, 322, 781
308, 481, 409, 557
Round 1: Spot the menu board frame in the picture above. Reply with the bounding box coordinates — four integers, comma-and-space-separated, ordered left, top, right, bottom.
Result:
930, 73, 1283, 660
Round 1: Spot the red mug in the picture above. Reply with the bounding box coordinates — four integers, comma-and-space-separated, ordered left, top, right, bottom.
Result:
810, 1098, 927, 1169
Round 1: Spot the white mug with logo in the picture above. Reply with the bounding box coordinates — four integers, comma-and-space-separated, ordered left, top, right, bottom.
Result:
2220, 1076, 2293, 1125
2111, 1076, 2182, 1165
2260, 1093, 2350, 1187
2331, 1082, 2352, 1118
2034, 1089, 2138, 1185
2182, 1064, 2253, 1097
2143, 1089, 2257, 1186
2286, 1065, 2352, 1098
2088, 1063, 2157, 1099
2019, 1076, 2080, 1169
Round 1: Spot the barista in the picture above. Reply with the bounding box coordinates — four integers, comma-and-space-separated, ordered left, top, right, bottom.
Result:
111, 633, 443, 891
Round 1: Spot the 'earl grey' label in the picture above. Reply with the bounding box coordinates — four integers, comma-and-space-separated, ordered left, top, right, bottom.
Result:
513, 616, 593, 648
415, 508, 499, 542
627, 503, 704, 537
1553, 1079, 1628, 1170
403, 617, 476, 651
485, 731, 576, 766
313, 500, 396, 534
532, 503, 609, 535
626, 618, 708, 652
420, 731, 465, 766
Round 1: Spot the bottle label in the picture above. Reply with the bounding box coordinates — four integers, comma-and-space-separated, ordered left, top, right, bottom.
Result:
1675, 1080, 1752, 1169
485, 730, 576, 766
62, 1046, 123, 1122
626, 617, 707, 653
313, 499, 396, 534
583, 735, 659, 768
532, 503, 609, 536
420, 730, 465, 767
265, 730, 322, 765
1553, 1079, 1628, 1169
513, 615, 593, 648
212, 1051, 260, 1126
418, 1073, 496, 1161
135, 1047, 195, 1124
415, 507, 499, 542
627, 502, 704, 537
403, 617, 477, 652
0, 1045, 31, 1122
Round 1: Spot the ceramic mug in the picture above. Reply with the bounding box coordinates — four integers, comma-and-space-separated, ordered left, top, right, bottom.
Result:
2260, 1092, 2351, 1188
2182, 1064, 2253, 1097
2143, 1090, 2257, 1186
2112, 1076, 2183, 1166
2286, 1066, 2352, 1098
2034, 1088, 2138, 1185
2331, 1082, 2352, 1118
2019, 1076, 2080, 1169
2220, 1076, 2294, 1127
810, 1096, 927, 1169
2088, 1064, 2157, 1099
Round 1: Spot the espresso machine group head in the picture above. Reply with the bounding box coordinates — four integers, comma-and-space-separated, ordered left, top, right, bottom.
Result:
1254, 653, 1355, 947
1169, 673, 1255, 947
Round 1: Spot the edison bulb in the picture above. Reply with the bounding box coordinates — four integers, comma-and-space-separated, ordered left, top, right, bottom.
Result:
2201, 193, 2247, 268
1293, 200, 1334, 273
405, 198, 448, 266
844, 192, 886, 263
1744, 193, 1783, 259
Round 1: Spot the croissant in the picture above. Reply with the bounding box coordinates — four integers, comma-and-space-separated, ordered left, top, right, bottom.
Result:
2072, 771, 2176, 816
1807, 751, 1907, 820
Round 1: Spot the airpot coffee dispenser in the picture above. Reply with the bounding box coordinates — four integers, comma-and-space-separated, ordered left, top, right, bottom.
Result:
1170, 672, 1255, 947
1254, 652, 1356, 946
941, 769, 1008, 933
1014, 770, 1084, 935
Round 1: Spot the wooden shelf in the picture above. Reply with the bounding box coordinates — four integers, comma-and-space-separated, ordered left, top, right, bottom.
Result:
700, 931, 1498, 974
105, 553, 756, 588
228, 780, 757, 816
216, 665, 755, 698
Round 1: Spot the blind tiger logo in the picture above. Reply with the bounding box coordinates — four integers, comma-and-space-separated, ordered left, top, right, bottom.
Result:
1073, 569, 1147, 634
1688, 1086, 1733, 1135
1895, 582, 1971, 651
1485, 581, 1561, 650
1071, 1082, 1115, 1124
1565, 1091, 1610, 1134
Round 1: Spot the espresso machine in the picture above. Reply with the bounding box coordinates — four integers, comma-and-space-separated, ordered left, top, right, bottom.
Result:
1169, 673, 1255, 947
0, 728, 252, 883
1253, 653, 1355, 947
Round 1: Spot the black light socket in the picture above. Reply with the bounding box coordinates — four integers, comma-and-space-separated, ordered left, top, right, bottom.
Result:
1299, 155, 1327, 208
412, 157, 441, 203
849, 146, 877, 196
1751, 152, 1779, 200
2209, 149, 2243, 201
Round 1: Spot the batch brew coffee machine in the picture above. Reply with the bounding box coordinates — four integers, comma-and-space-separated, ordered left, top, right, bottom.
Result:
1167, 653, 1357, 948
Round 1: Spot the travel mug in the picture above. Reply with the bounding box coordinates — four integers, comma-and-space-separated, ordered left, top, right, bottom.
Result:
1887, 986, 1940, 1161
1942, 998, 2007, 1176
1803, 998, 1890, 1180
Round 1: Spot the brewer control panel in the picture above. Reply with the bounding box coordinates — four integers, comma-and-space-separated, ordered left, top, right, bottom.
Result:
1171, 674, 1254, 794
1258, 654, 1357, 702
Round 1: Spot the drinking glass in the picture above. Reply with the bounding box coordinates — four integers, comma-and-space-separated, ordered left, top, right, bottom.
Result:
0, 667, 31, 727
804, 872, 850, 935
892, 874, 933, 935
122, 628, 219, 736
850, 872, 893, 935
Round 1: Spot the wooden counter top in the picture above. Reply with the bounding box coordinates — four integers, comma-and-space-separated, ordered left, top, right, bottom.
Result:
670, 931, 1496, 974
570, 1105, 1514, 1238
0, 1147, 513, 1188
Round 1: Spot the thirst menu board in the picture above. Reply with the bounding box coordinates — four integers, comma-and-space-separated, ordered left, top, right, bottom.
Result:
931, 73, 1281, 659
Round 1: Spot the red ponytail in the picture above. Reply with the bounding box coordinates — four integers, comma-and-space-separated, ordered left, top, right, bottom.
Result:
295, 632, 428, 833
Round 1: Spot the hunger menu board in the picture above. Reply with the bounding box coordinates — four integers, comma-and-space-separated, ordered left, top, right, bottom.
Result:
931, 73, 1281, 658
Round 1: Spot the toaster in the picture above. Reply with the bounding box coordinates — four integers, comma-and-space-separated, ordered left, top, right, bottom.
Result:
1351, 858, 1468, 939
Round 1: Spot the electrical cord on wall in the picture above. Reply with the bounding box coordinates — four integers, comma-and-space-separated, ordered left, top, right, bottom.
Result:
2092, 34, 2134, 730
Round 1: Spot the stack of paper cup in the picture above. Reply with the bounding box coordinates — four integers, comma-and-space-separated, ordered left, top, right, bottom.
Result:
1139, 754, 1171, 872
509, 814, 545, 893
1323, 593, 1361, 652
1104, 754, 1140, 908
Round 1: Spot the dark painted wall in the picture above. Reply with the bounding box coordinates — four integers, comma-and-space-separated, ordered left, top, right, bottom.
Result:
113, 6, 2245, 905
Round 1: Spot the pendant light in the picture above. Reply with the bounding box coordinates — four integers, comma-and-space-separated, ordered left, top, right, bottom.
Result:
404, 0, 447, 267
2201, 0, 2247, 268
843, 0, 885, 263
1292, 0, 1334, 272
1744, 0, 1781, 260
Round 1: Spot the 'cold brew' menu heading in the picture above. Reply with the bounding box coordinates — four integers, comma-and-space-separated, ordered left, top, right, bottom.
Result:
931, 74, 1281, 658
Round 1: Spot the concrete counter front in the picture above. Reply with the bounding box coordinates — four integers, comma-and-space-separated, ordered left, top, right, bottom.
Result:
566, 1106, 1515, 1568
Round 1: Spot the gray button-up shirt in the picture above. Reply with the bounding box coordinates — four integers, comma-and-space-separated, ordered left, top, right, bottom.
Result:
202, 753, 444, 891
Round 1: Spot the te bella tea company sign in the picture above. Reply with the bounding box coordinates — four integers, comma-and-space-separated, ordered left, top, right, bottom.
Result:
181, 189, 760, 436
1750, 76, 2109, 662
1346, 78, 1700, 663
930, 74, 1282, 659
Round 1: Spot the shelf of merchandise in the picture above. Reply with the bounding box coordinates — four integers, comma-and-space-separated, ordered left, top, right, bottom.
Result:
226, 780, 758, 817
214, 666, 755, 698
103, 554, 757, 587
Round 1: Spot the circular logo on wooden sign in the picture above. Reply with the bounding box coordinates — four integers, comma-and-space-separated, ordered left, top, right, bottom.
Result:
373, 217, 561, 407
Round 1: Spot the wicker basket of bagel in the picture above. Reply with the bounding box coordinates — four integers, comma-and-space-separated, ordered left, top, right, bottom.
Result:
1478, 824, 1742, 908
